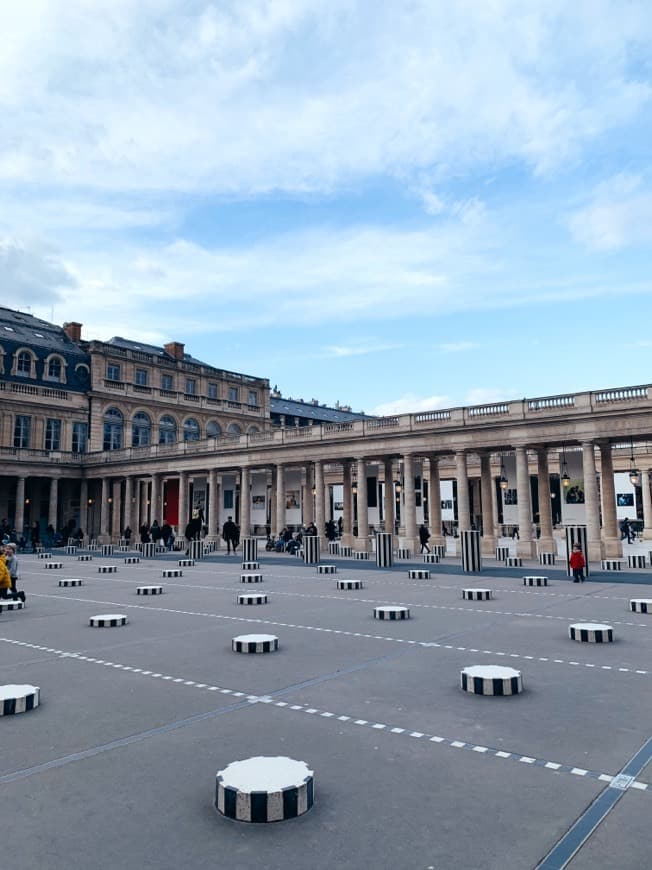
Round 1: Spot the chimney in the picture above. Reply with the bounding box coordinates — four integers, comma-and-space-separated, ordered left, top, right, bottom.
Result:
164, 341, 185, 361
63, 322, 82, 342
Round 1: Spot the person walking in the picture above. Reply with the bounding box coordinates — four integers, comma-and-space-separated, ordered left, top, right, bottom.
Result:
569, 544, 586, 583
222, 516, 238, 554
419, 524, 431, 554
4, 544, 25, 602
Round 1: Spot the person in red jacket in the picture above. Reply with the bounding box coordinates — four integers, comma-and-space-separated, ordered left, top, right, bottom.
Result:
569, 544, 586, 582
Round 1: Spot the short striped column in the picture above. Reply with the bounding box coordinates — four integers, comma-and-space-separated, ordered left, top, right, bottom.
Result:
628, 554, 647, 569
460, 665, 522, 696
87, 542, 99, 552
601, 559, 623, 571
337, 579, 363, 590
539, 552, 556, 566
569, 623, 614, 643
375, 532, 393, 567
89, 614, 127, 627
98, 565, 117, 573
241, 561, 259, 570
0, 684, 40, 716
78, 554, 93, 561
317, 564, 336, 574
162, 568, 182, 578
38, 552, 52, 559
189, 540, 203, 561
523, 576, 548, 587
462, 588, 492, 601
354, 551, 369, 560
340, 546, 353, 557
178, 559, 195, 567
137, 585, 163, 595
461, 530, 482, 572
423, 553, 440, 564
142, 542, 156, 558
101, 544, 115, 557
237, 593, 268, 605
303, 536, 320, 565
395, 548, 410, 559
124, 556, 140, 564
373, 605, 410, 620
0, 599, 24, 612
215, 757, 314, 823
118, 545, 130, 553
232, 634, 278, 654
328, 541, 340, 555
432, 545, 446, 558
241, 572, 263, 583
408, 569, 430, 579
505, 556, 522, 568
495, 546, 510, 561
630, 599, 652, 613
566, 526, 589, 577
45, 562, 63, 569
241, 537, 258, 562
59, 578, 83, 587
65, 545, 77, 555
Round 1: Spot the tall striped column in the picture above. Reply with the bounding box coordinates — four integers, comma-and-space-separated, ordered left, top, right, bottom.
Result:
565, 526, 589, 577
242, 536, 258, 562
461, 530, 482, 572
376, 532, 393, 567
240, 467, 251, 538
189, 538, 203, 561
303, 535, 320, 565
314, 461, 325, 541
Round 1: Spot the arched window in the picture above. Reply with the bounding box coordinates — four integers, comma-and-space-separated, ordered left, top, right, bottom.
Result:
46, 355, 65, 381
247, 425, 260, 434
159, 415, 177, 445
183, 418, 200, 442
132, 411, 151, 447
226, 423, 242, 437
206, 421, 222, 438
16, 350, 33, 376
103, 407, 124, 450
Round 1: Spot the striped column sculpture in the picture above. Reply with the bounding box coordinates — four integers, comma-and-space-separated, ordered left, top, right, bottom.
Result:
375, 533, 393, 568
569, 622, 613, 643
495, 546, 510, 561
539, 552, 556, 566
189, 539, 203, 561
460, 665, 523, 696
303, 536, 320, 565
565, 526, 589, 577
241, 537, 258, 563
1, 684, 40, 716
142, 542, 155, 559
462, 588, 492, 601
630, 599, 652, 613
461, 530, 482, 572
215, 756, 314, 823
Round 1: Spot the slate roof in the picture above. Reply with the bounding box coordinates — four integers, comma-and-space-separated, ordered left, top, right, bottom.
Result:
270, 396, 370, 423
0, 306, 87, 357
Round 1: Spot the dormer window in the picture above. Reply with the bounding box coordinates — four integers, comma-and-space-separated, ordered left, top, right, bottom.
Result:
14, 350, 35, 377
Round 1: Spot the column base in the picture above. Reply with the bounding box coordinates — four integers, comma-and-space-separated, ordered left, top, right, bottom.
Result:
588, 540, 605, 562
341, 533, 355, 549
516, 540, 536, 559
430, 536, 446, 548
602, 537, 623, 558
480, 535, 497, 557
536, 538, 556, 556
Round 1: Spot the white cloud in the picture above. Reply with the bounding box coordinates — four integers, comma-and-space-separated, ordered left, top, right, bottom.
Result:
0, 237, 76, 301
372, 394, 450, 416
325, 343, 403, 358
567, 174, 652, 251
0, 2, 650, 193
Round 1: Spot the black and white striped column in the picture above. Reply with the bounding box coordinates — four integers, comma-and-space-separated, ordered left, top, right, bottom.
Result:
495, 546, 509, 561
461, 530, 482, 572
328, 542, 340, 555
565, 526, 589, 577
340, 545, 353, 557
237, 593, 268, 605
189, 539, 203, 561
374, 605, 410, 620
215, 757, 314, 822
337, 579, 363, 590
0, 600, 24, 612
462, 588, 492, 601
630, 599, 652, 613
375, 533, 393, 567
432, 545, 446, 558
395, 548, 410, 559
137, 585, 163, 595
317, 564, 336, 574
162, 568, 182, 578
601, 559, 623, 571
89, 614, 127, 627
178, 559, 195, 567
241, 537, 258, 562
241, 572, 263, 583
408, 569, 430, 579
628, 554, 647, 568
232, 634, 278, 653
59, 578, 83, 587
505, 556, 522, 567
142, 542, 155, 558
78, 554, 93, 561
124, 556, 140, 564
569, 622, 613, 643
539, 552, 556, 566
0, 684, 40, 716
38, 552, 52, 559
241, 561, 259, 570
423, 553, 440, 564
523, 576, 548, 587
101, 544, 115, 557
98, 565, 117, 574
45, 561, 63, 569
460, 665, 522, 696
303, 536, 320, 565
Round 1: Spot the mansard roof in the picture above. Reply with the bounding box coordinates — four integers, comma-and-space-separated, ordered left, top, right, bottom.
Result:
0, 306, 87, 357
270, 396, 369, 423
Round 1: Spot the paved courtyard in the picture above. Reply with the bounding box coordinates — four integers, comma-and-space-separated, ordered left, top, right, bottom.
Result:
1, 547, 651, 869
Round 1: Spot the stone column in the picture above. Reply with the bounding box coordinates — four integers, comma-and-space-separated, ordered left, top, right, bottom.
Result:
426, 456, 444, 546
536, 449, 554, 554
490, 469, 500, 539
123, 477, 132, 536
150, 474, 161, 526
275, 464, 285, 534
402, 453, 418, 552
99, 478, 109, 541
48, 478, 58, 530
314, 460, 325, 539
139, 479, 148, 529
383, 457, 395, 535
642, 470, 652, 542
583, 441, 603, 561
342, 460, 354, 548
302, 464, 314, 527
479, 454, 496, 556
240, 467, 250, 537
207, 468, 219, 540
455, 452, 470, 533
355, 458, 369, 551
515, 447, 535, 558
14, 476, 26, 536
178, 472, 188, 536
111, 480, 121, 540
598, 443, 620, 556
79, 479, 88, 537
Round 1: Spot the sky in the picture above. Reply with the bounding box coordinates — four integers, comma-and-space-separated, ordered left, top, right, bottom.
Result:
1, 0, 652, 416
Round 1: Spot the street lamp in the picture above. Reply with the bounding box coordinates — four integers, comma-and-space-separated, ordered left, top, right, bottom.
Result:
561, 448, 571, 488
499, 454, 508, 490
628, 439, 640, 486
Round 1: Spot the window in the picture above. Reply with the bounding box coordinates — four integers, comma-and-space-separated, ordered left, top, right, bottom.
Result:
206, 421, 222, 438
248, 390, 258, 406
132, 411, 151, 446
72, 422, 88, 453
107, 363, 121, 381
159, 415, 177, 444
135, 368, 148, 386
45, 418, 62, 451
226, 423, 242, 436
208, 382, 218, 399
103, 407, 123, 450
183, 418, 200, 441
47, 357, 63, 381
161, 373, 173, 391
17, 351, 32, 376
185, 378, 196, 395
228, 386, 239, 402
13, 415, 31, 448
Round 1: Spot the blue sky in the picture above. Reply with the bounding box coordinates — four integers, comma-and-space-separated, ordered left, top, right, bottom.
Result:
2, 0, 652, 415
